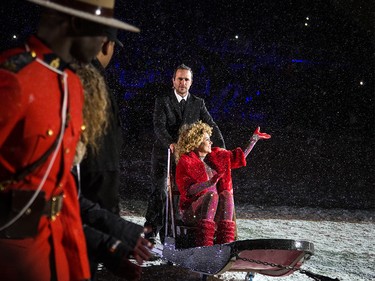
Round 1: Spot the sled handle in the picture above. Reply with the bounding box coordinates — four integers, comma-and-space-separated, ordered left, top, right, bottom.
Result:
165, 148, 176, 239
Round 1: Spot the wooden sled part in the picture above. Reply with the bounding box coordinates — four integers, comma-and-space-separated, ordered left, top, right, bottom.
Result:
163, 237, 314, 277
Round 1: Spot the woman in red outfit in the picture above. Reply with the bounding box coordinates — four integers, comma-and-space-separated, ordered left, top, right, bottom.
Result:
175, 121, 270, 246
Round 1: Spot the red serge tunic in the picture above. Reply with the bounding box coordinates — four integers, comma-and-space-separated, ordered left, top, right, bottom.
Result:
0, 36, 90, 280
176, 147, 246, 211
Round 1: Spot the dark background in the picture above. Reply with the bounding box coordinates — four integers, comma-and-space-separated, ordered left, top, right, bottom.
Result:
1, 0, 374, 209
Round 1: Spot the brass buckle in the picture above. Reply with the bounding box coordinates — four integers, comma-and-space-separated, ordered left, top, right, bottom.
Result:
0, 180, 14, 192
50, 194, 64, 221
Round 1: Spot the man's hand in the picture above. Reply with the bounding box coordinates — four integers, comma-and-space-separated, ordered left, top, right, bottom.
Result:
104, 239, 144, 280
169, 143, 176, 154
131, 236, 153, 265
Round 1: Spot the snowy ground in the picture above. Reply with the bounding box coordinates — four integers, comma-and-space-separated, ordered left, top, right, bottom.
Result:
124, 217, 374, 281
95, 203, 375, 281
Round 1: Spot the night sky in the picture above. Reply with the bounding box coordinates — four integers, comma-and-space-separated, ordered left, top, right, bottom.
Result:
1, 0, 374, 209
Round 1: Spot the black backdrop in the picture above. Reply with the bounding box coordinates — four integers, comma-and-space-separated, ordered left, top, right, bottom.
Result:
1, 0, 374, 209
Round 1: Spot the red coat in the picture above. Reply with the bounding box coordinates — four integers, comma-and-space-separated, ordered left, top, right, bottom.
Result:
0, 36, 90, 280
176, 147, 246, 210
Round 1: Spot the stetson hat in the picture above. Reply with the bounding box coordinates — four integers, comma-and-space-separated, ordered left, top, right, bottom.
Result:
26, 0, 139, 32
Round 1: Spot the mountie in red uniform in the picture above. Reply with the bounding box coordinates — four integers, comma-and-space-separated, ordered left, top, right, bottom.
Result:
0, 36, 90, 280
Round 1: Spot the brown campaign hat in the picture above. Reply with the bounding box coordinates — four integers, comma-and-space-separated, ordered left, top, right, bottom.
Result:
26, 0, 139, 32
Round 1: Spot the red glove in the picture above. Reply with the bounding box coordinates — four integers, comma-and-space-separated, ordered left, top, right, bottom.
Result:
253, 127, 271, 140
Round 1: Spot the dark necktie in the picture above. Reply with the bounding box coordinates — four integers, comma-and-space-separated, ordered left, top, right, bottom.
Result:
180, 99, 186, 115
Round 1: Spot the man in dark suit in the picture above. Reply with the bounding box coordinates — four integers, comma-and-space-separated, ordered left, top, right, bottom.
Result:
80, 27, 124, 215
76, 28, 152, 280
145, 64, 225, 243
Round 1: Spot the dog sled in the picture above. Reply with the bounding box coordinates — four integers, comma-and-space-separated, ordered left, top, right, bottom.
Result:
155, 149, 316, 281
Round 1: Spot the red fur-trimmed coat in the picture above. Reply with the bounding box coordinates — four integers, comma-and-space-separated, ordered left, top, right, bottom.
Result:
176, 147, 246, 211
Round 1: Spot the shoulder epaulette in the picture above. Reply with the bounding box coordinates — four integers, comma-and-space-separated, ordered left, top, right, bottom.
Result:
0, 52, 35, 73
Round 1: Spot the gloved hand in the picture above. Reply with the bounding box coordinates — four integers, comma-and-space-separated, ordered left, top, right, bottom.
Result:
252, 127, 271, 141
104, 239, 143, 280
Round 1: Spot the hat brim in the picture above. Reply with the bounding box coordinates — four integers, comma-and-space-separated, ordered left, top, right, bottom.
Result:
112, 38, 124, 48
27, 0, 140, 32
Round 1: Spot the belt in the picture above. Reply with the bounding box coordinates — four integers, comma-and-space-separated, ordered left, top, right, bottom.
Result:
0, 191, 64, 239
0, 180, 15, 192
44, 194, 64, 221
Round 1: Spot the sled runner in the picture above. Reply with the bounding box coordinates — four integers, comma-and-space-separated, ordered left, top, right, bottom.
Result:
163, 237, 314, 277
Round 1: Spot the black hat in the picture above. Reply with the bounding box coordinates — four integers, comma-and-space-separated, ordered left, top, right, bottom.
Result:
105, 27, 124, 47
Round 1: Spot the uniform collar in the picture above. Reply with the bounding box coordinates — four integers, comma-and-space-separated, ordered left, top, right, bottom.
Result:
27, 35, 69, 71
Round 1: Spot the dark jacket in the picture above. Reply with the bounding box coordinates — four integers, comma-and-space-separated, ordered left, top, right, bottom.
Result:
80, 197, 144, 276
153, 91, 225, 153
80, 58, 123, 173
79, 58, 123, 214
80, 197, 143, 254
77, 59, 141, 277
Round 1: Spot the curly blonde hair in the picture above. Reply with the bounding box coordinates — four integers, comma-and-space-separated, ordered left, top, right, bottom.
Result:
73, 63, 110, 154
175, 121, 212, 162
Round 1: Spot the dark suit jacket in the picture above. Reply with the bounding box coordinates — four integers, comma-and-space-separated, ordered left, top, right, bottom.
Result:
79, 58, 123, 214
80, 58, 123, 173
153, 91, 225, 154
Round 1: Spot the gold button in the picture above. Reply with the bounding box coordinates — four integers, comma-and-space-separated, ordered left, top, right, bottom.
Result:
25, 208, 32, 215
65, 148, 70, 154
31, 51, 36, 58
58, 183, 63, 188
50, 58, 60, 69
81, 125, 86, 131
51, 215, 56, 222
47, 129, 54, 136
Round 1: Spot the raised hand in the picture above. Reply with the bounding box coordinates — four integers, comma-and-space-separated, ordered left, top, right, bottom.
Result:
252, 127, 271, 141
244, 127, 271, 158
